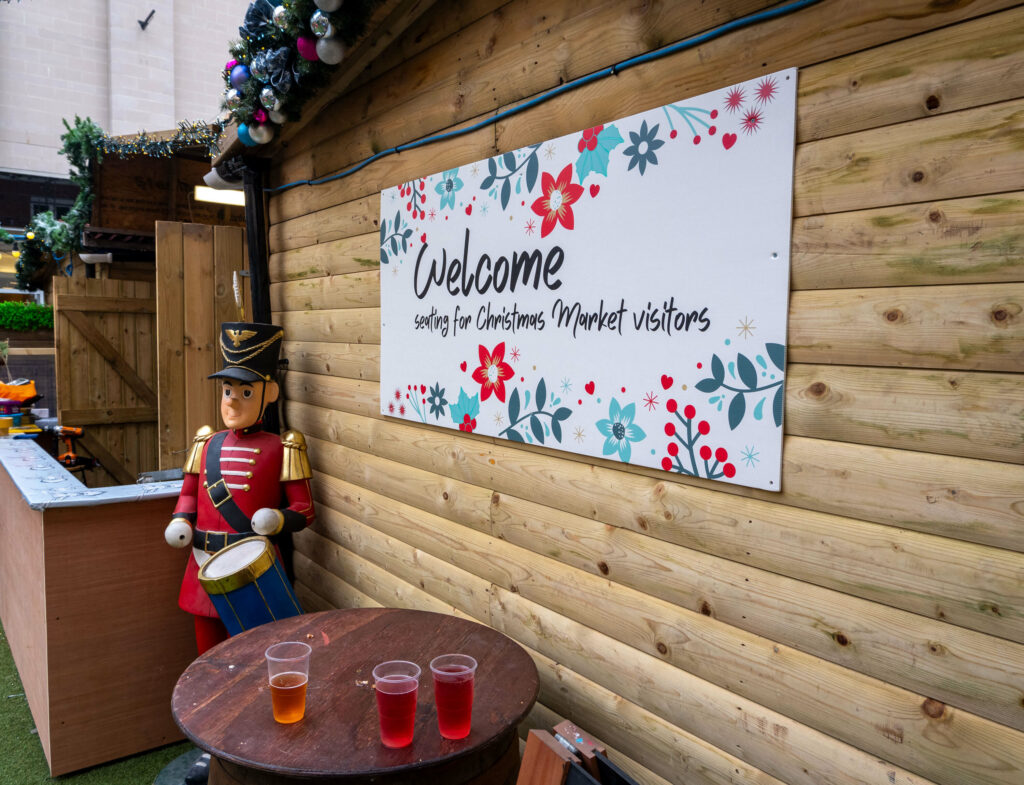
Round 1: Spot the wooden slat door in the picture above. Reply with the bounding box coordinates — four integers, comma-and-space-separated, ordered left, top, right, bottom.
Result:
155, 222, 248, 471
52, 276, 158, 486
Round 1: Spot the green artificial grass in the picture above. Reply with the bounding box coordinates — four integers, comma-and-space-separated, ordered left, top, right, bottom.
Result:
0, 625, 191, 784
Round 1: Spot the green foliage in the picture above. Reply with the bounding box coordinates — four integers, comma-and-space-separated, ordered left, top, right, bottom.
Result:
0, 301, 54, 332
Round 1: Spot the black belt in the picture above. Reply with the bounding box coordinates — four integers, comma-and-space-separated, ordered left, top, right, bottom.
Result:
193, 528, 251, 553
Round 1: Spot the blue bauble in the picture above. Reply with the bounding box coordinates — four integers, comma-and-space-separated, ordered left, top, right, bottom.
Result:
237, 123, 258, 147
229, 64, 251, 89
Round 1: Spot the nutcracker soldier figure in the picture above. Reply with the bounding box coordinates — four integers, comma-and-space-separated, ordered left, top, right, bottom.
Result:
164, 322, 315, 656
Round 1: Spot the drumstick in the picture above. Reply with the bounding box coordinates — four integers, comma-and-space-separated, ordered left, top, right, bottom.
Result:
233, 270, 244, 321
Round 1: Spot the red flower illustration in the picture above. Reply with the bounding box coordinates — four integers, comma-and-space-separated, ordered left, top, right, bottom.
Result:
755, 77, 778, 104
724, 87, 745, 112
531, 163, 584, 238
471, 342, 515, 402
741, 108, 763, 134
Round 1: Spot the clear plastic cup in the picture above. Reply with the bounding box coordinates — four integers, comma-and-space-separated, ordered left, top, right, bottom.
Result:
430, 654, 477, 739
265, 641, 311, 723
372, 660, 421, 748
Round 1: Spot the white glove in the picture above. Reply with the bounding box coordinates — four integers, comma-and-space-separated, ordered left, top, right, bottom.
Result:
251, 508, 284, 536
164, 518, 193, 548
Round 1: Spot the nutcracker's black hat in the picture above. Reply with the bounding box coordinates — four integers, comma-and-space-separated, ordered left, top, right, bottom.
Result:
209, 321, 283, 383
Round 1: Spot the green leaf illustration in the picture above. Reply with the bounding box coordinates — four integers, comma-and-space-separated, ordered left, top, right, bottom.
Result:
526, 154, 539, 192
501, 178, 511, 209
737, 354, 757, 389
695, 378, 721, 393
487, 158, 497, 176
772, 385, 784, 427
503, 152, 516, 171
379, 223, 385, 244
508, 388, 521, 425
766, 342, 786, 371
574, 125, 624, 183
551, 418, 562, 442
480, 174, 494, 190
507, 429, 525, 443
728, 393, 746, 430
711, 354, 724, 383
553, 407, 571, 422
535, 378, 546, 411
380, 249, 389, 265
530, 415, 544, 444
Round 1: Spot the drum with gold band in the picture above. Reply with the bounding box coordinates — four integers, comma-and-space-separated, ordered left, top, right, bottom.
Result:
197, 536, 303, 636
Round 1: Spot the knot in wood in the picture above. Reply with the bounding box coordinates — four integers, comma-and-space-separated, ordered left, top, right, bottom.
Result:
596, 561, 610, 576
808, 382, 827, 397
884, 308, 903, 323
833, 632, 850, 647
928, 210, 943, 223
925, 94, 941, 111
991, 308, 1008, 323
442, 491, 450, 501
921, 698, 946, 719
656, 642, 668, 655
699, 601, 713, 616
911, 170, 925, 183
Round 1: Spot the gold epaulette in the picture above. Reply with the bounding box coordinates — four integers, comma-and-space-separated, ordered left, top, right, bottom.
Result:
280, 430, 313, 481
183, 426, 215, 474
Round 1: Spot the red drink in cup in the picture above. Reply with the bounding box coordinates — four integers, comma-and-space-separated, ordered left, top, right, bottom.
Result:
430, 654, 477, 740
372, 660, 421, 748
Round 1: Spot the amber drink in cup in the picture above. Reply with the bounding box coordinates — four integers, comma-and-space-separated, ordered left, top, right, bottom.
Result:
265, 641, 311, 723
430, 654, 477, 739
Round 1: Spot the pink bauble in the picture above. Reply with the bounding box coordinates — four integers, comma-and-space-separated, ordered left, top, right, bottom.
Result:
252, 108, 268, 123
225, 58, 238, 72
296, 35, 319, 61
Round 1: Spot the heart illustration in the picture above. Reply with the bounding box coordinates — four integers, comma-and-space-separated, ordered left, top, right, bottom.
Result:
722, 133, 737, 150
585, 381, 596, 395
460, 361, 467, 372
420, 385, 427, 394
465, 205, 473, 215
660, 374, 673, 390
420, 233, 426, 243
590, 184, 600, 197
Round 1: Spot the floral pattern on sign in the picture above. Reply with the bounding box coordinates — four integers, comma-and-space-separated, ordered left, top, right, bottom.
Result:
695, 343, 785, 429
531, 164, 585, 238
596, 399, 646, 462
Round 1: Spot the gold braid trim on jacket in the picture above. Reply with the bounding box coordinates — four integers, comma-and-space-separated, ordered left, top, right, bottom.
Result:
280, 430, 313, 481
183, 426, 215, 474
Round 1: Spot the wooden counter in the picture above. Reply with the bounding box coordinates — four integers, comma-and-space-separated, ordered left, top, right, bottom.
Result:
0, 439, 195, 775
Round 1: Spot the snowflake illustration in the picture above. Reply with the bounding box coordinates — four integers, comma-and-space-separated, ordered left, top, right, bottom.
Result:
737, 316, 755, 338
493, 411, 505, 426
543, 143, 557, 159
741, 109, 764, 134
573, 426, 586, 443
755, 77, 778, 104
470, 163, 480, 176
724, 87, 745, 112
480, 203, 489, 216
642, 391, 659, 412
525, 219, 536, 236
741, 445, 760, 468
428, 208, 437, 221
560, 377, 573, 394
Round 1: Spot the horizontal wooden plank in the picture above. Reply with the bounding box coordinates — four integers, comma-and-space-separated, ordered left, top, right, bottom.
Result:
268, 195, 379, 254
271, 270, 380, 312
796, 6, 1024, 143
308, 458, 1024, 730
6, 347, 55, 356
284, 341, 1024, 462
526, 651, 785, 785
785, 364, 1023, 464
289, 400, 1024, 552
794, 98, 1024, 217
268, 233, 380, 282
58, 407, 157, 426
277, 307, 380, 345
788, 283, 1024, 372
292, 549, 383, 612
57, 295, 155, 313
791, 193, 1024, 289
281, 340, 380, 382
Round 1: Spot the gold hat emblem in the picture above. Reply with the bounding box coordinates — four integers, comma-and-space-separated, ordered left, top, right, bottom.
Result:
225, 328, 258, 348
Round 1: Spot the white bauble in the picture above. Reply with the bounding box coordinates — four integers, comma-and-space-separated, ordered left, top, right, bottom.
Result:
249, 123, 275, 145
316, 37, 346, 65
268, 109, 287, 124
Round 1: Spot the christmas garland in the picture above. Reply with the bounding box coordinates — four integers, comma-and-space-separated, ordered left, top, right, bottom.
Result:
221, 0, 380, 147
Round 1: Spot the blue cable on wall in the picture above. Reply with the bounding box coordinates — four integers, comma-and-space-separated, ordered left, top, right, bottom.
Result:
266, 0, 823, 195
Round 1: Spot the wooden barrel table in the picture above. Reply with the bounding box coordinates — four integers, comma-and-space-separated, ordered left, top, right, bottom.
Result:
171, 608, 539, 785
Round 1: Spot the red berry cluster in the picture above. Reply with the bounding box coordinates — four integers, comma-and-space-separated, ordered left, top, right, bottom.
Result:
659, 399, 736, 479
577, 125, 605, 153
458, 413, 477, 433
399, 180, 426, 220
406, 383, 427, 406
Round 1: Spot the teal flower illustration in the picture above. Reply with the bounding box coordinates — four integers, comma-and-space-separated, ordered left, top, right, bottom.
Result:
596, 398, 646, 463
427, 383, 448, 420
435, 168, 464, 210
623, 120, 664, 176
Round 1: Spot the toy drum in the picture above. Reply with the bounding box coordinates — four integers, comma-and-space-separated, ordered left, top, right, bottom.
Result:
197, 536, 303, 636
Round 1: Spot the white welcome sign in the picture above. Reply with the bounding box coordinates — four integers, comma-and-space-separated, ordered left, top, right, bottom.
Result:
380, 69, 795, 491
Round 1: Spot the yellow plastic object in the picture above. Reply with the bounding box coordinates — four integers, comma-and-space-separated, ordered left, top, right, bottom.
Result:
9, 424, 42, 434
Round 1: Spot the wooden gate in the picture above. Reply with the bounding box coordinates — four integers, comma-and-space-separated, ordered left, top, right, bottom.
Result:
52, 277, 158, 486
156, 222, 248, 470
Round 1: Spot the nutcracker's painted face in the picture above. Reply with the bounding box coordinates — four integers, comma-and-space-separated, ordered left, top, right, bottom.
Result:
221, 379, 280, 430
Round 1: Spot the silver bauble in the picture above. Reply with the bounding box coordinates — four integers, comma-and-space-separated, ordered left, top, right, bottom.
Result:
249, 60, 267, 81
268, 109, 287, 124
314, 0, 343, 11
225, 88, 243, 110
259, 86, 281, 111
272, 5, 290, 29
249, 124, 275, 145
315, 37, 345, 65
310, 10, 333, 37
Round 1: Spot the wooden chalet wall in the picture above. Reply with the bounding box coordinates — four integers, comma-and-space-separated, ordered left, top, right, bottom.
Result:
264, 2, 1024, 784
